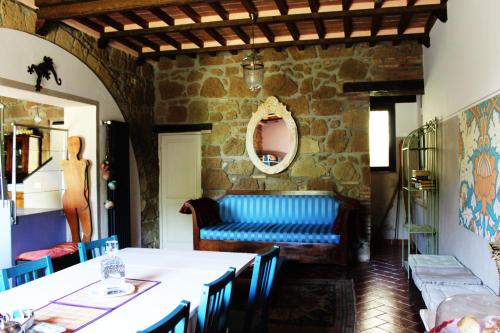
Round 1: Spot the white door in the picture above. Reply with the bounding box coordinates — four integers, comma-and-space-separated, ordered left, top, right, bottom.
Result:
159, 133, 201, 250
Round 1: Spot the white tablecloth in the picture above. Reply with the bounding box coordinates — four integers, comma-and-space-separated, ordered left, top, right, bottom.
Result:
0, 248, 255, 332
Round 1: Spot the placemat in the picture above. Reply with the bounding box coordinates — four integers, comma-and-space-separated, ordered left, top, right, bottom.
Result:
33, 278, 160, 332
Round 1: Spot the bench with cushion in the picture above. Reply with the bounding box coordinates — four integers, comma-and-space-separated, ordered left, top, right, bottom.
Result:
181, 191, 359, 265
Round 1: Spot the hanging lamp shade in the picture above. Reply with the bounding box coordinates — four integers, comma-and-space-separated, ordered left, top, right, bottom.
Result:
241, 52, 264, 92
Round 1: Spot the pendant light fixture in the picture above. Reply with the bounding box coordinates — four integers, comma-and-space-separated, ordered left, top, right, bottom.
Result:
241, 13, 264, 92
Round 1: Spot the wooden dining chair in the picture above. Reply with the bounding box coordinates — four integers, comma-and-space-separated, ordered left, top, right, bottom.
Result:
137, 300, 190, 333
197, 267, 236, 333
77, 235, 118, 262
0, 256, 54, 292
228, 246, 280, 333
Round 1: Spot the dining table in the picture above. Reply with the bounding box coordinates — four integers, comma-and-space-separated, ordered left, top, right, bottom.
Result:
0, 248, 256, 332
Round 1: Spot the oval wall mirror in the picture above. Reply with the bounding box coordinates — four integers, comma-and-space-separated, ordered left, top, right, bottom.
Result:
246, 96, 298, 174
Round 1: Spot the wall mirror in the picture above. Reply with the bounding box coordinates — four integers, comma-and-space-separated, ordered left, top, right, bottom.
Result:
246, 96, 298, 174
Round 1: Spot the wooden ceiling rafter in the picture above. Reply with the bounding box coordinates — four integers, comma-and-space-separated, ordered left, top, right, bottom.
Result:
35, 0, 448, 61
149, 8, 175, 26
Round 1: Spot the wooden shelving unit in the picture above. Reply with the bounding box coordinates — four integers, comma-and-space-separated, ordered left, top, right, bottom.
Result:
401, 119, 439, 274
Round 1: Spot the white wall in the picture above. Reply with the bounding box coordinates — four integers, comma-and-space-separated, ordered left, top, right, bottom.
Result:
0, 29, 141, 245
396, 102, 418, 138
422, 0, 500, 293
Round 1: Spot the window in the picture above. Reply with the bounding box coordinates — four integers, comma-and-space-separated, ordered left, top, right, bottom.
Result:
369, 103, 395, 172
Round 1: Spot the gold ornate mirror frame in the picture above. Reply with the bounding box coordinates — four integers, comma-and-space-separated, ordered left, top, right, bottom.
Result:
245, 96, 298, 174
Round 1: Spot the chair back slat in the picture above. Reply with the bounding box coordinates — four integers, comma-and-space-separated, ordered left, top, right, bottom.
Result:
137, 300, 190, 333
77, 235, 118, 262
0, 256, 54, 292
245, 246, 280, 333
197, 268, 236, 333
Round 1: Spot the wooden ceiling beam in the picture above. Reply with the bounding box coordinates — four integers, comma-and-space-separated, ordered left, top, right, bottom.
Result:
158, 33, 181, 49
374, 0, 384, 8
134, 36, 160, 51
122, 11, 149, 29
179, 5, 201, 23
240, 0, 258, 16
286, 21, 300, 41
36, 0, 216, 20
342, 0, 352, 47
76, 18, 104, 34
180, 30, 203, 47
97, 14, 124, 31
308, 0, 320, 13
258, 23, 275, 43
98, 4, 446, 41
115, 38, 142, 53
370, 15, 381, 46
142, 32, 427, 58
150, 8, 174, 26
231, 26, 250, 44
209, 2, 228, 20
314, 19, 325, 39
274, 0, 289, 15
205, 27, 227, 46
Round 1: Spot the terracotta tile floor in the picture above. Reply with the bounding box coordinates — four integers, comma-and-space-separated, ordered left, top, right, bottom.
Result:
354, 245, 425, 333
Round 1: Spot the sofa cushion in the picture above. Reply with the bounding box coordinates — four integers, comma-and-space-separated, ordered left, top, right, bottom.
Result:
218, 195, 340, 225
199, 222, 341, 244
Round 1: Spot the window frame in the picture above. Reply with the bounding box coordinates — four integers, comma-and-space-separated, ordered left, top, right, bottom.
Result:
369, 101, 396, 172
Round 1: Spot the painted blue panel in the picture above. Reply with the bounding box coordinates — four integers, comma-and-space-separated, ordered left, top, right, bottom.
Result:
10, 210, 67, 265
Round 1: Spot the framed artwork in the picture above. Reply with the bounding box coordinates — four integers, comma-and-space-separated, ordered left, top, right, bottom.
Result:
459, 93, 500, 241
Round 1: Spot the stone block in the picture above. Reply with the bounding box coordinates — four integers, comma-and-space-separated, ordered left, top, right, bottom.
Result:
264, 178, 297, 191
333, 162, 360, 182
311, 119, 327, 136
326, 130, 349, 152
202, 169, 231, 190
290, 156, 327, 177
188, 100, 209, 122
263, 74, 298, 97
233, 178, 259, 190
299, 137, 320, 154
200, 77, 226, 97
158, 80, 185, 100
222, 137, 245, 156
227, 160, 254, 175
311, 99, 343, 116
339, 59, 368, 81
166, 105, 187, 122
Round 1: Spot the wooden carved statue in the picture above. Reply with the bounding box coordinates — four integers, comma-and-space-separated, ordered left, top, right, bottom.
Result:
61, 136, 91, 242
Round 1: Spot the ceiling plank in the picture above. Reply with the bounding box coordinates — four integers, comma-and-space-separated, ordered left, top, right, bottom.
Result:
258, 23, 275, 42
76, 18, 104, 34
231, 26, 250, 44
274, 0, 289, 15
240, 0, 258, 16
205, 27, 227, 46
286, 21, 300, 41
37, 0, 216, 20
134, 36, 160, 51
142, 32, 427, 58
180, 30, 203, 47
308, 0, 320, 13
209, 2, 228, 20
98, 4, 446, 40
158, 33, 181, 49
122, 11, 149, 29
179, 4, 201, 23
150, 8, 174, 26
97, 14, 124, 31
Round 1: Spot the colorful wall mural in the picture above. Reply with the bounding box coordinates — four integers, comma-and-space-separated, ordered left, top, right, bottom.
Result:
459, 93, 500, 241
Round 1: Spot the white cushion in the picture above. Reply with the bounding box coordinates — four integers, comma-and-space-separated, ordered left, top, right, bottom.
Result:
412, 266, 483, 291
421, 284, 495, 312
409, 255, 464, 270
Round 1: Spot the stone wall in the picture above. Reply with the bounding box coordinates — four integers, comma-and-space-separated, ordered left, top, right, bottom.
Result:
0, 0, 157, 247
155, 42, 422, 252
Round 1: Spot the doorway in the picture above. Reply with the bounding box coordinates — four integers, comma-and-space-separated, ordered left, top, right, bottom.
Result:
159, 132, 201, 250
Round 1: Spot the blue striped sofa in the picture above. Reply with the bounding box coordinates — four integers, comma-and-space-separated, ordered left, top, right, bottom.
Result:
187, 191, 359, 265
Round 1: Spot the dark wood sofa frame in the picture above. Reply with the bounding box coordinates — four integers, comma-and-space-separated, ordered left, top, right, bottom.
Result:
185, 191, 360, 265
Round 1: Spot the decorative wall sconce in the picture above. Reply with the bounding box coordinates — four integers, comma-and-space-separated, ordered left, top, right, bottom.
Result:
27, 56, 62, 91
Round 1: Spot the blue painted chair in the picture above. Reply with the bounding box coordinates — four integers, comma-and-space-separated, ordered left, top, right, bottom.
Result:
137, 300, 190, 333
77, 235, 118, 262
228, 246, 280, 333
196, 267, 236, 333
0, 256, 54, 292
